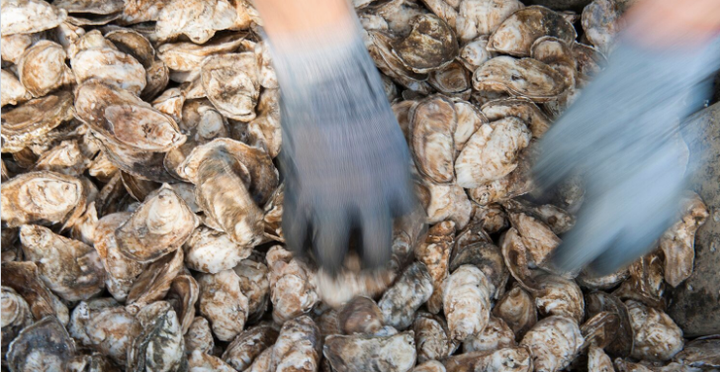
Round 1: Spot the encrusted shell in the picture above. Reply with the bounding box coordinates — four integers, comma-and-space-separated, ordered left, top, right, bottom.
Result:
126, 248, 184, 309
415, 221, 455, 314
1, 286, 33, 356
482, 97, 551, 139
1, 69, 31, 107
378, 262, 434, 330
1, 91, 74, 153
128, 301, 187, 372
443, 265, 492, 341
185, 316, 214, 355
488, 6, 577, 57
324, 332, 416, 372
519, 316, 584, 372
93, 212, 144, 302
166, 272, 200, 335
154, 0, 240, 44
222, 323, 279, 371
533, 274, 585, 323
184, 227, 253, 274
626, 300, 684, 362
198, 269, 249, 341
7, 316, 76, 372
1, 170, 84, 227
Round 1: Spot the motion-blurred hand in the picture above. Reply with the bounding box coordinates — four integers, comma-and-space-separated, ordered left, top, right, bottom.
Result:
269, 28, 416, 273
534, 33, 720, 276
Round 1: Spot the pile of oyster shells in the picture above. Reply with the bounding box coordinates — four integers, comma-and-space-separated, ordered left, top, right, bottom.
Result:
2, 0, 718, 371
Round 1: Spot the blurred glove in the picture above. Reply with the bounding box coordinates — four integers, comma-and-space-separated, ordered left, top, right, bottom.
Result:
534, 35, 720, 276
268, 26, 416, 272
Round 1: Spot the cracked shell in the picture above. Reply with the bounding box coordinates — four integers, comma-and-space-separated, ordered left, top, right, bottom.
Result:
273, 315, 322, 372
626, 300, 683, 362
415, 221, 455, 314
378, 262, 434, 330
115, 184, 198, 263
324, 332, 416, 372
473, 56, 570, 102
660, 191, 708, 287
222, 323, 278, 371
184, 227, 253, 274
20, 224, 105, 302
198, 269, 249, 341
1, 261, 70, 325
7, 316, 76, 372
1, 171, 84, 228
455, 117, 532, 188
519, 316, 584, 372
413, 312, 454, 362
201, 52, 260, 122
128, 301, 188, 372
338, 296, 384, 335
17, 40, 72, 97
1, 91, 74, 153
1, 0, 68, 36
443, 265, 492, 341
393, 14, 459, 74
444, 347, 532, 372
488, 6, 576, 57
410, 95, 457, 184
68, 298, 142, 367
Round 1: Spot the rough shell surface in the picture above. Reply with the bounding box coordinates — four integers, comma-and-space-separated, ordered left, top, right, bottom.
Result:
488, 6, 577, 57
519, 316, 584, 372
378, 262, 434, 330
442, 264, 492, 341
324, 332, 417, 372
626, 300, 684, 362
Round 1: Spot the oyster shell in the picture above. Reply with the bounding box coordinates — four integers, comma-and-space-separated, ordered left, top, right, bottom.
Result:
588, 345, 615, 372
462, 316, 515, 353
68, 298, 141, 366
413, 360, 447, 372
166, 272, 200, 335
1, 91, 74, 153
429, 61, 472, 98
519, 316, 584, 372
1, 0, 68, 36
125, 247, 184, 309
1, 286, 33, 356
128, 301, 188, 372
17, 40, 72, 97
20, 224, 105, 301
198, 269, 249, 341
1, 32, 40, 64
613, 252, 665, 308
488, 6, 577, 57
93, 212, 144, 301
273, 315, 322, 372
482, 98, 551, 139
1, 261, 70, 325
453, 100, 488, 153
492, 284, 537, 338
459, 36, 493, 71
267, 245, 319, 324
365, 30, 433, 94
32, 140, 90, 176
473, 56, 570, 102
7, 316, 76, 372
115, 184, 198, 263
324, 332, 416, 372
421, 0, 525, 43
418, 178, 474, 229
392, 14, 459, 74
585, 291, 634, 357
415, 221, 455, 314
533, 274, 585, 323
188, 350, 236, 371
222, 323, 278, 371
184, 227, 252, 274
378, 262, 434, 330
673, 336, 720, 370
1, 69, 31, 107
338, 296, 384, 335
67, 352, 121, 372
413, 311, 455, 362
410, 95, 457, 184
248, 88, 282, 158
185, 317, 214, 355
234, 257, 271, 321
581, 310, 620, 350
660, 192, 708, 287
444, 347, 532, 372
581, 0, 636, 55
443, 265, 492, 341
626, 300, 683, 362
449, 222, 508, 299
155, 0, 240, 44
201, 52, 260, 122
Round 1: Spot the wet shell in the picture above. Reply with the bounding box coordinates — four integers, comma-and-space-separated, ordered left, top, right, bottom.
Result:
660, 192, 708, 287
1, 0, 68, 36
413, 312, 454, 362
166, 273, 200, 335
415, 221, 455, 314
273, 315, 322, 372
492, 284, 537, 338
183, 227, 252, 274
155, 0, 239, 44
1, 261, 70, 325
393, 14, 459, 74
93, 212, 144, 302
115, 184, 198, 262
1, 69, 31, 107
324, 332, 416, 372
198, 269, 249, 341
267, 246, 319, 324
626, 300, 683, 362
455, 117, 532, 188
488, 6, 577, 57
68, 299, 142, 366
462, 316, 515, 353
222, 323, 278, 371
338, 296, 384, 335
482, 97, 551, 139
410, 95, 457, 184
17, 40, 72, 97
1, 171, 84, 227
1, 286, 33, 356
533, 274, 585, 323
201, 52, 260, 122
444, 347, 533, 372
20, 224, 105, 302
378, 262, 434, 330
7, 316, 76, 372
185, 317, 214, 355
126, 248, 184, 308
128, 301, 187, 372
519, 316, 584, 372
1, 91, 74, 153
234, 258, 271, 321
443, 265, 492, 341
473, 56, 570, 102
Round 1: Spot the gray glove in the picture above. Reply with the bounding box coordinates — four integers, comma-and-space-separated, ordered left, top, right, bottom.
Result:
534, 35, 720, 276
269, 28, 416, 272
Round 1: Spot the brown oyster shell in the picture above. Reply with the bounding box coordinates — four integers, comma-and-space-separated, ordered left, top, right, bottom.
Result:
585, 291, 634, 357
519, 316, 584, 372
115, 184, 198, 263
93, 212, 144, 302
415, 221, 455, 314
458, 36, 493, 71
17, 40, 72, 97
443, 265, 492, 341
184, 227, 252, 274
1, 91, 74, 153
1, 69, 31, 107
68, 298, 141, 366
453, 100, 488, 153
267, 245, 319, 324
613, 252, 665, 308
32, 140, 91, 176
533, 274, 585, 323
1, 286, 33, 357
188, 350, 236, 371
660, 191, 708, 287
488, 6, 577, 57
673, 336, 720, 370
492, 284, 537, 339
473, 56, 570, 102
71, 33, 147, 95
234, 257, 271, 321
462, 316, 515, 353
392, 14, 459, 74
428, 61, 472, 98
201, 52, 260, 121
273, 315, 322, 372
126, 248, 184, 309
449, 222, 508, 299
155, 0, 240, 44
222, 323, 278, 371
413, 311, 455, 362
378, 262, 434, 330
626, 300, 684, 362
263, 183, 284, 243
1, 33, 41, 63
184, 316, 214, 355
166, 272, 200, 335
410, 95, 457, 184
1, 171, 84, 228
128, 301, 188, 372
20, 224, 105, 301
444, 347, 533, 372
418, 178, 473, 229
581, 0, 636, 55
365, 30, 433, 94
248, 88, 282, 158
7, 316, 76, 372
481, 97, 551, 138
1, 0, 68, 36
588, 345, 615, 372
1, 261, 70, 325
338, 296, 384, 335
581, 310, 620, 350
324, 332, 416, 372
198, 269, 249, 341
